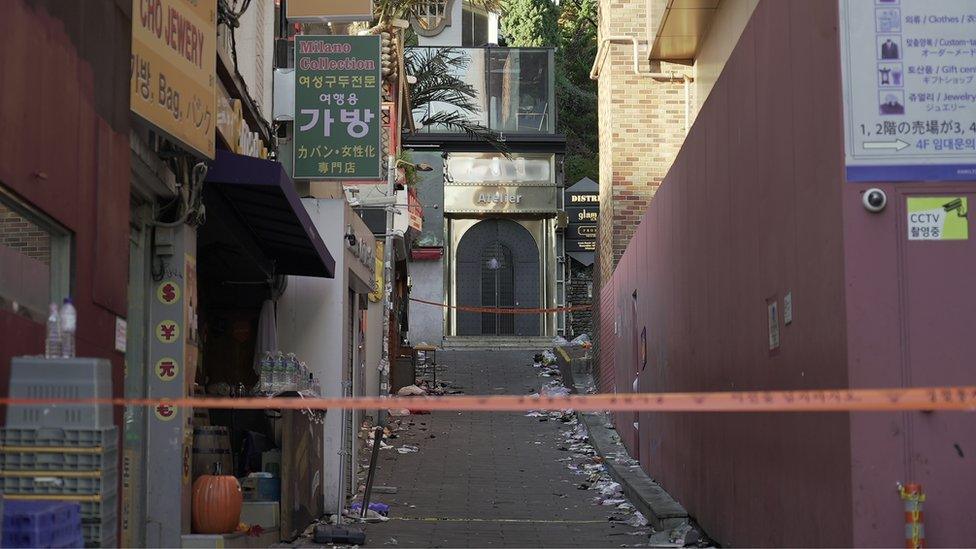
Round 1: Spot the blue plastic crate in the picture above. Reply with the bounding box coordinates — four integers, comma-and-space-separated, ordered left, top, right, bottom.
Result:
1, 499, 82, 548
0, 466, 117, 496
0, 445, 118, 471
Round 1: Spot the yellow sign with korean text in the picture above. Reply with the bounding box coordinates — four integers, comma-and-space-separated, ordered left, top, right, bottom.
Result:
131, 0, 216, 159
369, 241, 384, 303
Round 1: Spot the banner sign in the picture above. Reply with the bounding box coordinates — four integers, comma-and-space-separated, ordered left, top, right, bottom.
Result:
294, 35, 382, 180
131, 0, 217, 159
840, 0, 976, 182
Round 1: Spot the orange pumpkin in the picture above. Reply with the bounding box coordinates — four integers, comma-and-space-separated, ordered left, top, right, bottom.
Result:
191, 463, 243, 534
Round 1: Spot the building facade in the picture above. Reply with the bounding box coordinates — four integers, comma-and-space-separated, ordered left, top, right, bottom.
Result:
597, 0, 976, 546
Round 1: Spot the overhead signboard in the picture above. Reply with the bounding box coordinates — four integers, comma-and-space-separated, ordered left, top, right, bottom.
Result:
840, 0, 976, 182
131, 0, 217, 159
286, 0, 373, 22
294, 35, 382, 180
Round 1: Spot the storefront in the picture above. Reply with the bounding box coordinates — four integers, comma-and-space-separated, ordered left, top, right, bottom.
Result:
136, 150, 337, 547
276, 196, 376, 516
442, 153, 561, 337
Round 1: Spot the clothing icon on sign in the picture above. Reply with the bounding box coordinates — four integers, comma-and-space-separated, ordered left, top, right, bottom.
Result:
879, 36, 901, 60
878, 63, 903, 87
875, 9, 901, 33
879, 91, 905, 115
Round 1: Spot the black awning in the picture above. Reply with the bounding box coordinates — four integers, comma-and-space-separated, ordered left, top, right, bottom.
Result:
204, 150, 335, 278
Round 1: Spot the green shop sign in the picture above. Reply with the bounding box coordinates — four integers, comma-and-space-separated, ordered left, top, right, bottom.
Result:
294, 35, 382, 180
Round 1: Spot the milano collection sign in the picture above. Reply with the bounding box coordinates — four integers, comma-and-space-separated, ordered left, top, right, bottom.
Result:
131, 0, 217, 159
294, 35, 382, 180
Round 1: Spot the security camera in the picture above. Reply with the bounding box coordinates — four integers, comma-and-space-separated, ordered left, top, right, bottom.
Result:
862, 188, 887, 213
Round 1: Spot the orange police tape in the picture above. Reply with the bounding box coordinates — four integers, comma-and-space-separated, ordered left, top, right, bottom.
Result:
3, 386, 976, 414
408, 297, 591, 314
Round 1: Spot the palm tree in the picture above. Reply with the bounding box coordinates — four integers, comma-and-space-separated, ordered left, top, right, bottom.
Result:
405, 47, 506, 149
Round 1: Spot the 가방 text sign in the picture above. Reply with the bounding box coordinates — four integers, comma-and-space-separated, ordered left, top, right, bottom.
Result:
294, 35, 382, 180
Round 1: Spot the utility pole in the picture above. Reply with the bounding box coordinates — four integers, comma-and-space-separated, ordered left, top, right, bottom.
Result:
379, 154, 397, 398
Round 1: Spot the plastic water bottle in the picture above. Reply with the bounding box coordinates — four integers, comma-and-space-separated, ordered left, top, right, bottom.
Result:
44, 303, 62, 358
259, 352, 274, 393
272, 351, 286, 393
59, 298, 77, 358
285, 353, 299, 391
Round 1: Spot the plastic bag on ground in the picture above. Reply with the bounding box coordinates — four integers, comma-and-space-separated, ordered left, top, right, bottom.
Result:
396, 385, 426, 396
552, 336, 570, 346
541, 384, 571, 397
570, 333, 591, 346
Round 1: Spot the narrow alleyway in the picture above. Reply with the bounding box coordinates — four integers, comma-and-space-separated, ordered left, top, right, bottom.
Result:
360, 350, 646, 547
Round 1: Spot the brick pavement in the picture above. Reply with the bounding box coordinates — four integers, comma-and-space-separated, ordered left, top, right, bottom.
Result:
360, 350, 646, 548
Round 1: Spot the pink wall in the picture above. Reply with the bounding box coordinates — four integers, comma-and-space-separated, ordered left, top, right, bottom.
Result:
603, 1, 976, 545
605, 1, 853, 545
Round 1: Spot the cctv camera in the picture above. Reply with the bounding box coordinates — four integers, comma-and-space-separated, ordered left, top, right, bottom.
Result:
862, 188, 887, 213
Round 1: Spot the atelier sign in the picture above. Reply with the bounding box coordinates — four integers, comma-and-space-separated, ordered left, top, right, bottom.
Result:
444, 185, 557, 213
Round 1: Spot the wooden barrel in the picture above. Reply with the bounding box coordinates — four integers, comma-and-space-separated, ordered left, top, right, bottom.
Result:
192, 407, 210, 427
192, 426, 233, 480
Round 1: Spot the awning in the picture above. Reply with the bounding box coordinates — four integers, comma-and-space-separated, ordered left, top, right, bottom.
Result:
204, 150, 336, 278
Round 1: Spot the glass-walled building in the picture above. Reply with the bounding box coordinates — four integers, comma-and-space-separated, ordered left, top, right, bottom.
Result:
404, 9, 567, 344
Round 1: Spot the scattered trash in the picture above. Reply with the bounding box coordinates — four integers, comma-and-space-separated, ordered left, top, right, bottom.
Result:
350, 502, 390, 516
397, 385, 426, 396
396, 444, 419, 454
570, 333, 592, 347
552, 335, 570, 346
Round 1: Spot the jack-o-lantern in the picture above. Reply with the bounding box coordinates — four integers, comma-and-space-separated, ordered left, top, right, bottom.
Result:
191, 462, 243, 534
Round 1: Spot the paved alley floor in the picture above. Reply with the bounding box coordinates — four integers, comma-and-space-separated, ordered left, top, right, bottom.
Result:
360, 350, 646, 548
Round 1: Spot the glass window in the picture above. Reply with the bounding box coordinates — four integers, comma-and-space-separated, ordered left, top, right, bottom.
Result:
0, 185, 71, 322
487, 49, 553, 133
461, 3, 489, 47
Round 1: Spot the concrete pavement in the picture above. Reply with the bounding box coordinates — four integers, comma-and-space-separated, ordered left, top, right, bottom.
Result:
358, 350, 648, 548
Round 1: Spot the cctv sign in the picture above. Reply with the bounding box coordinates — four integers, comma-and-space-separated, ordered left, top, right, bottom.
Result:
906, 196, 968, 240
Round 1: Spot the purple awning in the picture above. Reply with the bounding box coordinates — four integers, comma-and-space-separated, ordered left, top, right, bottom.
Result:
205, 150, 335, 278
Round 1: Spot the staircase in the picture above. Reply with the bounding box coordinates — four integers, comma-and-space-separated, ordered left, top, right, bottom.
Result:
441, 336, 556, 350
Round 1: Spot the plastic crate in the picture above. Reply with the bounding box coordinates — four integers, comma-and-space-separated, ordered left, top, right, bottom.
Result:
6, 357, 113, 429
81, 512, 117, 548
2, 499, 83, 548
0, 427, 117, 448
0, 467, 118, 496
1, 445, 118, 471
1, 493, 116, 523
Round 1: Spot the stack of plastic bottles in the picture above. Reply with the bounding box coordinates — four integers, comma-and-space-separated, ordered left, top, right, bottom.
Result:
257, 351, 321, 395
1, 499, 83, 548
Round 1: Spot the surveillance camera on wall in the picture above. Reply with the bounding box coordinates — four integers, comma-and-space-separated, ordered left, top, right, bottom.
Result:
862, 188, 887, 213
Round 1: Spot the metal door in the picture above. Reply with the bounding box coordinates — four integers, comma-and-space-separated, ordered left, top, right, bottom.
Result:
456, 219, 540, 336
480, 242, 515, 335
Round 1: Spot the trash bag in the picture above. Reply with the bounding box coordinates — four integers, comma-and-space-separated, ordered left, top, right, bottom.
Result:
570, 333, 591, 346
396, 385, 426, 396
552, 336, 570, 347
541, 385, 571, 397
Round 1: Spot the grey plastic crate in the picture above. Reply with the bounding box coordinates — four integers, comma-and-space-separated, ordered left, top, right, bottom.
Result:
0, 427, 117, 448
0, 445, 118, 471
6, 357, 113, 429
0, 466, 117, 495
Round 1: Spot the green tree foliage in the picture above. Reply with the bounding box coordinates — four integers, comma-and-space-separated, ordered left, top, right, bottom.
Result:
500, 0, 560, 47
501, 0, 599, 185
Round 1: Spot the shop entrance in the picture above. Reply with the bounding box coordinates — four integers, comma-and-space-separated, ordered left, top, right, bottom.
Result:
456, 219, 540, 336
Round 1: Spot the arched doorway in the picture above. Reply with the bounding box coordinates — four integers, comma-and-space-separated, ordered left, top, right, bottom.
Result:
456, 219, 540, 336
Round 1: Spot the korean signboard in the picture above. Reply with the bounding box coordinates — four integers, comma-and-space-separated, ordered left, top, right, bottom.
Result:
131, 0, 216, 159
294, 35, 382, 180
840, 0, 976, 181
